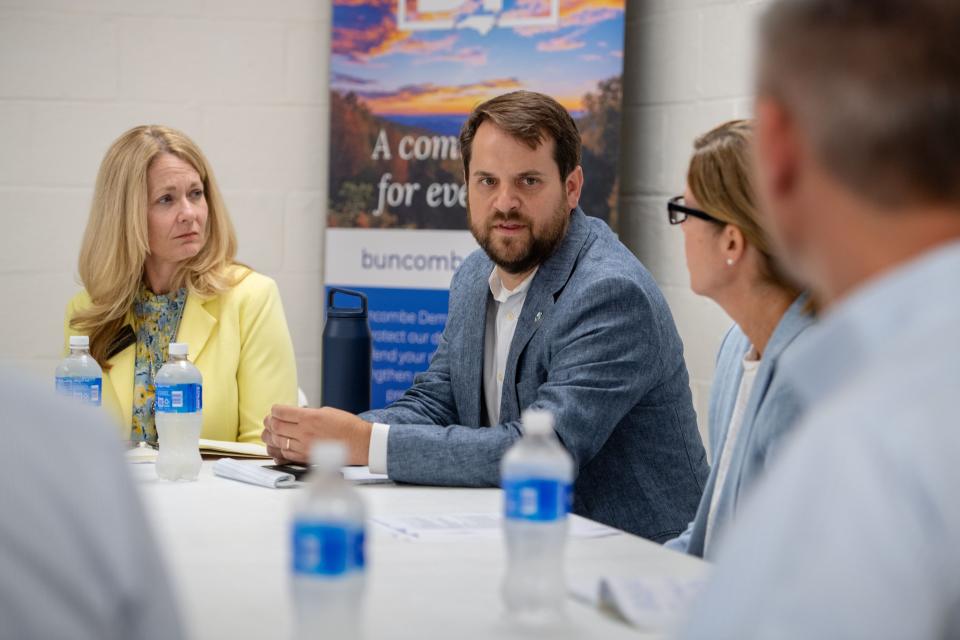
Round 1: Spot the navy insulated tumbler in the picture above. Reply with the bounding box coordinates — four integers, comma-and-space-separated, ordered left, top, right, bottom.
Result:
321, 288, 372, 414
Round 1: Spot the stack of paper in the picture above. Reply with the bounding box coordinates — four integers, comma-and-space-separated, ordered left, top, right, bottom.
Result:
341, 466, 391, 484
371, 512, 622, 541
569, 575, 706, 631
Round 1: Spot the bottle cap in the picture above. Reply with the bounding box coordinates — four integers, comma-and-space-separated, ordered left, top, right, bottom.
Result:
310, 441, 347, 470
521, 409, 555, 437
69, 335, 89, 348
168, 342, 189, 356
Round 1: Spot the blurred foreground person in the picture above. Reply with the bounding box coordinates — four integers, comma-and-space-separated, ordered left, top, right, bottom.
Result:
0, 368, 184, 640
679, 0, 960, 638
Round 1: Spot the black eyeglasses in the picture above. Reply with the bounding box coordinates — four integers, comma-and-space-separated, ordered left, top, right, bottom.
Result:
667, 196, 722, 225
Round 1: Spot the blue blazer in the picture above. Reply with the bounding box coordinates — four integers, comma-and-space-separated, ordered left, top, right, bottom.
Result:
361, 209, 708, 541
665, 295, 814, 558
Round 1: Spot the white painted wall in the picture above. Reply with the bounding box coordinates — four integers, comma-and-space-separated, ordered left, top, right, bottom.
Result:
0, 0, 765, 447
0, 0, 331, 402
620, 0, 768, 449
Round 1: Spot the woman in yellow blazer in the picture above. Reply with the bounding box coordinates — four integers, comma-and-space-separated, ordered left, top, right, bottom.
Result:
64, 125, 297, 444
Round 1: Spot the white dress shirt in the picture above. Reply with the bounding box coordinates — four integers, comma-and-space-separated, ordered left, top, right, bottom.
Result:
369, 267, 537, 474
703, 349, 760, 553
482, 266, 537, 427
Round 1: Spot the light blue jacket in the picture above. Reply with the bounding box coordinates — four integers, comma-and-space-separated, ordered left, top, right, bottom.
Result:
361, 208, 708, 541
665, 294, 814, 558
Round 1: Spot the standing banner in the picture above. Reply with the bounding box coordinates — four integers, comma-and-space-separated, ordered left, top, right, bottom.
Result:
327, 0, 627, 409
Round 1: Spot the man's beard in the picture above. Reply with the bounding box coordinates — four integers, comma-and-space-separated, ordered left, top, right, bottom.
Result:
469, 199, 571, 275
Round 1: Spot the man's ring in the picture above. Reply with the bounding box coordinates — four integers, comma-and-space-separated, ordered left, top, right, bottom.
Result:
284, 437, 291, 451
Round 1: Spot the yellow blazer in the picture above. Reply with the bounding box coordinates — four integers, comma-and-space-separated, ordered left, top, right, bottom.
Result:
63, 269, 298, 443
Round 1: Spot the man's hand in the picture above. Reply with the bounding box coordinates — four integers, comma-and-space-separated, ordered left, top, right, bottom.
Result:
262, 405, 373, 466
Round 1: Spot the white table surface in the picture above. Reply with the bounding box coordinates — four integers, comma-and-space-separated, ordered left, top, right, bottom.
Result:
134, 460, 707, 640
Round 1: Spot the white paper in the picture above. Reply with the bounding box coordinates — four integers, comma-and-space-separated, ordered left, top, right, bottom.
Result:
126, 442, 158, 464
570, 576, 706, 631
341, 466, 391, 484
370, 512, 622, 541
568, 578, 601, 605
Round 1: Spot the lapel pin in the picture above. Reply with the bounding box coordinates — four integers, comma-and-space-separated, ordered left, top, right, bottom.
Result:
534, 311, 543, 323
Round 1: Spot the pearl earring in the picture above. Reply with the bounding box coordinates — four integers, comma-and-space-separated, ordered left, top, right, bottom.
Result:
726, 258, 734, 266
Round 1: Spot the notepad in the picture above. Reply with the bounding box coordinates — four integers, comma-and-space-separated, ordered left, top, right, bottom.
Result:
126, 439, 271, 463
199, 439, 270, 458
212, 458, 297, 488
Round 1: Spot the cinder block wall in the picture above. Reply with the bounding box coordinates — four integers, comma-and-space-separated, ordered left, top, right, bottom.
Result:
620, 0, 768, 450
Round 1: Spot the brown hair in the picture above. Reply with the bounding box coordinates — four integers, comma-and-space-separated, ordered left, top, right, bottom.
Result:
71, 125, 242, 367
688, 120, 798, 294
459, 90, 581, 180
758, 0, 960, 208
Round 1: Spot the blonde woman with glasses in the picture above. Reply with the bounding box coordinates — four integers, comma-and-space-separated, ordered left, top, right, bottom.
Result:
64, 125, 297, 444
663, 119, 815, 559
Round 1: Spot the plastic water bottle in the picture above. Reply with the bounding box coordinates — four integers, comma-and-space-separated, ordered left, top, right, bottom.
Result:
55, 335, 103, 407
501, 409, 575, 623
154, 342, 202, 481
291, 442, 366, 639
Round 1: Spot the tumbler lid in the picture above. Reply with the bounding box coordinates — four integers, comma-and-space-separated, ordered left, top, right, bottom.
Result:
327, 287, 368, 318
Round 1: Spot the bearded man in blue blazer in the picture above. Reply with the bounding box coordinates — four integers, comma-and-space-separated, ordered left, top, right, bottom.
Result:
264, 90, 708, 541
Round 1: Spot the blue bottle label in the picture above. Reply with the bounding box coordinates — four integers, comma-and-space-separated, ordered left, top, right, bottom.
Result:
503, 477, 573, 522
292, 522, 365, 576
353, 529, 366, 570
56, 376, 102, 407
155, 383, 202, 413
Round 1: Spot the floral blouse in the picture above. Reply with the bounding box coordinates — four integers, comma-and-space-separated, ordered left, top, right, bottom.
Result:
131, 284, 187, 444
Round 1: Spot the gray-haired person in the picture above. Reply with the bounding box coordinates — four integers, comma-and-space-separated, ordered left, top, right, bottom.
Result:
679, 0, 960, 638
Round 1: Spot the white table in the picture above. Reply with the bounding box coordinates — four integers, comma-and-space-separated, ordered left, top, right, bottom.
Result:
134, 461, 706, 640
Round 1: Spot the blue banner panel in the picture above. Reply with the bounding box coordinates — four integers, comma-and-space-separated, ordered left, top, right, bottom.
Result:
325, 285, 451, 410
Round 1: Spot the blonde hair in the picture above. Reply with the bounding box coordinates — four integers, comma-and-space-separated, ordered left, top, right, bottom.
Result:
687, 119, 796, 293
72, 125, 243, 367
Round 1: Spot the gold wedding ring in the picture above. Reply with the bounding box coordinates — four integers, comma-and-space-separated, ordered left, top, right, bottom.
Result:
284, 437, 291, 451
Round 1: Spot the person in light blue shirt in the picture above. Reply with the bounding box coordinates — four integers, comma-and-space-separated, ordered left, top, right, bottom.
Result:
678, 0, 960, 638
0, 367, 184, 640
662, 120, 814, 559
